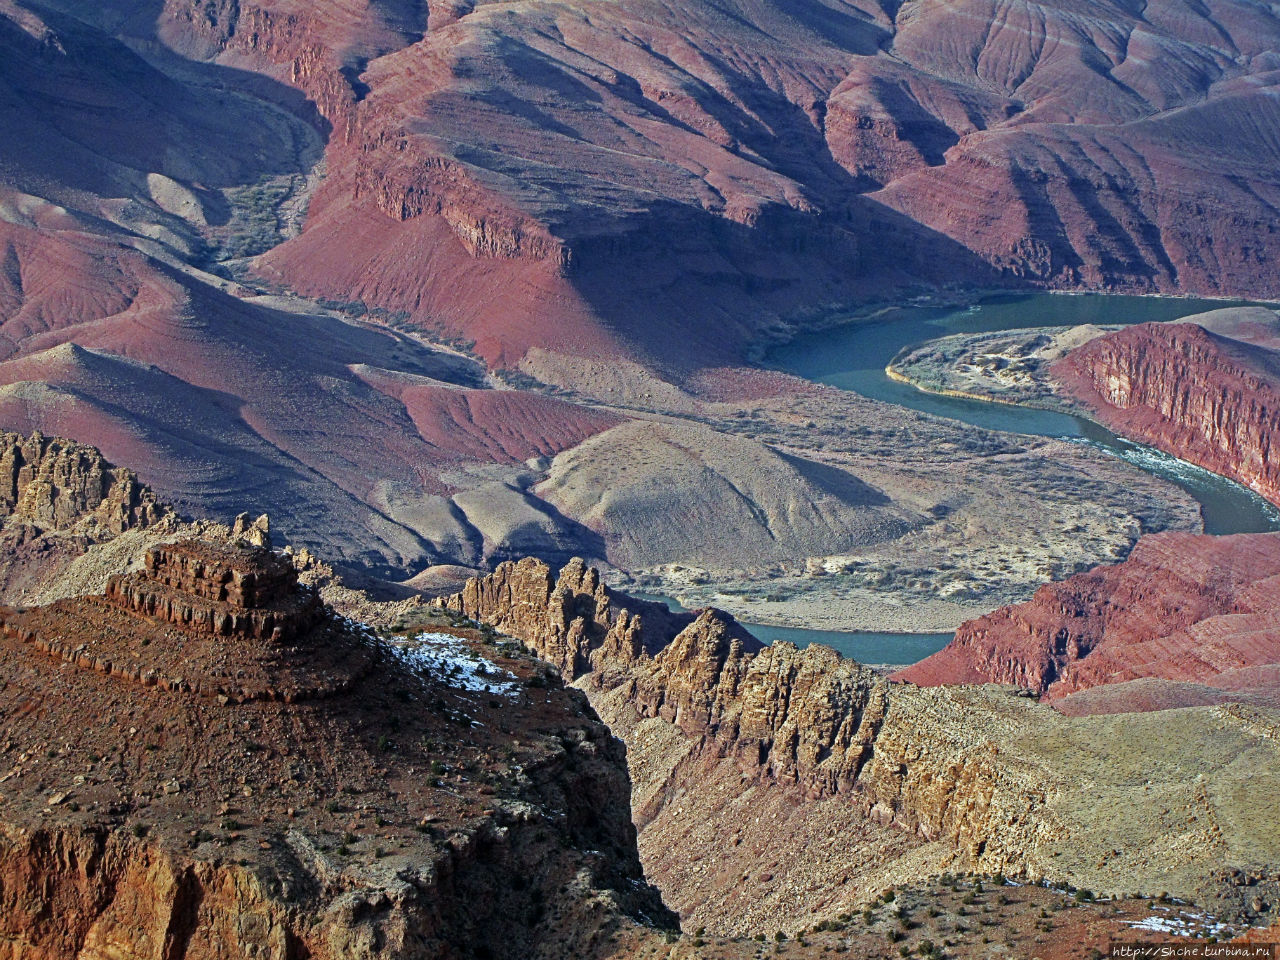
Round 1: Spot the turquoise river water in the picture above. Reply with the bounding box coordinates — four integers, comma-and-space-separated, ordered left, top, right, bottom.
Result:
656, 293, 1280, 666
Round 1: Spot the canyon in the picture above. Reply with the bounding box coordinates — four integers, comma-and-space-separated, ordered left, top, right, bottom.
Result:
0, 433, 1258, 957
442, 556, 1280, 937
2, 0, 1280, 952
0, 0, 1275, 628
890, 305, 1280, 716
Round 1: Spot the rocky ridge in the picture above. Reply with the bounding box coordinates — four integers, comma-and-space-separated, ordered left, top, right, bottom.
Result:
444, 557, 896, 802
0, 535, 675, 957
0, 430, 168, 534
442, 557, 1280, 934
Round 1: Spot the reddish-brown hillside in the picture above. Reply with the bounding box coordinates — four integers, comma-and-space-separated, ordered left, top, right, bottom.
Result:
10, 0, 1280, 369
897, 531, 1280, 713
0, 534, 673, 957
5, 0, 1280, 577
250, 0, 1280, 370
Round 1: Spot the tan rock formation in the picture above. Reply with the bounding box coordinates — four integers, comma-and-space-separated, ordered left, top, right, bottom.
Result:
443, 557, 1280, 934
0, 430, 167, 534
445, 556, 717, 680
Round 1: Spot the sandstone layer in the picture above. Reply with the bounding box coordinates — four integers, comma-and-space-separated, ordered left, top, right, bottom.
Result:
1056, 308, 1280, 508
0, 537, 675, 958
443, 557, 1280, 935
898, 531, 1280, 714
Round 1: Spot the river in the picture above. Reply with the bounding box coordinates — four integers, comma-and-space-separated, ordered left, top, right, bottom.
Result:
667, 293, 1280, 666
632, 593, 953, 666
769, 292, 1280, 536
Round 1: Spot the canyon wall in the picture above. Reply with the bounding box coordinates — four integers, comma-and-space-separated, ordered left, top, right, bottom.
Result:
441, 557, 1280, 933
899, 531, 1280, 713
1056, 314, 1280, 508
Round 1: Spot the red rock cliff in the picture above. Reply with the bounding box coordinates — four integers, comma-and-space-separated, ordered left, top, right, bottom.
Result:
1055, 319, 1280, 507
897, 531, 1280, 712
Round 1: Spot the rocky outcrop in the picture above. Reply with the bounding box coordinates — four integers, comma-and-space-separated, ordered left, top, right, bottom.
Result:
441, 558, 968, 822
106, 541, 325, 643
0, 431, 168, 533
0, 539, 673, 958
898, 531, 1280, 711
625, 623, 888, 799
442, 558, 899, 800
1056, 316, 1280, 507
0, 435, 280, 609
444, 556, 737, 679
444, 557, 1280, 934
3, 538, 369, 702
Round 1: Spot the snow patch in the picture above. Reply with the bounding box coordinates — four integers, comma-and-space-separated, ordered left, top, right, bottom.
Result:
385, 631, 519, 697
1128, 913, 1231, 937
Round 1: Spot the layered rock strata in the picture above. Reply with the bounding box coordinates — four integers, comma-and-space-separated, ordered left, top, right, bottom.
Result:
441, 558, 1005, 842
4, 540, 367, 704
0, 539, 673, 958
107, 541, 325, 644
1055, 316, 1280, 507
898, 531, 1280, 712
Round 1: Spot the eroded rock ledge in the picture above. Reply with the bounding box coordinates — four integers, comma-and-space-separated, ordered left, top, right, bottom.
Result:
0, 538, 672, 957
442, 556, 1280, 934
108, 541, 326, 644
1, 538, 372, 704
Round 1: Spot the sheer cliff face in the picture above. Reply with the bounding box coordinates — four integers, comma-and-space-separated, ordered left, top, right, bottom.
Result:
899, 531, 1280, 713
442, 558, 1280, 934
1055, 314, 1280, 508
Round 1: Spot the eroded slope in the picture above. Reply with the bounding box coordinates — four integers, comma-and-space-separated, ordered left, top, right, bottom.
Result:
442, 557, 1280, 935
